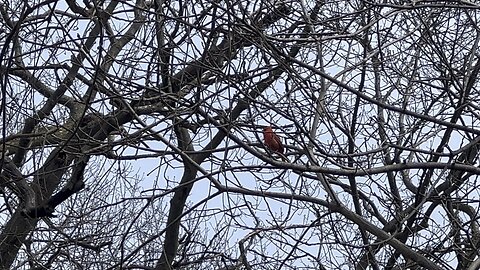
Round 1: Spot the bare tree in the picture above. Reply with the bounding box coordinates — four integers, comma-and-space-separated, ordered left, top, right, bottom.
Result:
1, 0, 480, 269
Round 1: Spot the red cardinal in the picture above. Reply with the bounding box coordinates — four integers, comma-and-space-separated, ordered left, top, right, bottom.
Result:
263, 126, 284, 154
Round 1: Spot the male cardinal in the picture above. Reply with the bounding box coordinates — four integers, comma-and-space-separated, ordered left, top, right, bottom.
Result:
263, 126, 284, 154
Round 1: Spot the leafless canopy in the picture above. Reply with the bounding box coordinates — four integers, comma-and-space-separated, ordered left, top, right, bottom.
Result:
2, 0, 480, 269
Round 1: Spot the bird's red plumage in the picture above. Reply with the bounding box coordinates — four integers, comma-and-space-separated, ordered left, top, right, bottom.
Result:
263, 126, 284, 154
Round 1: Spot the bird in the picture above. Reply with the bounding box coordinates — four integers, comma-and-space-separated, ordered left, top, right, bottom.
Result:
263, 126, 284, 154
